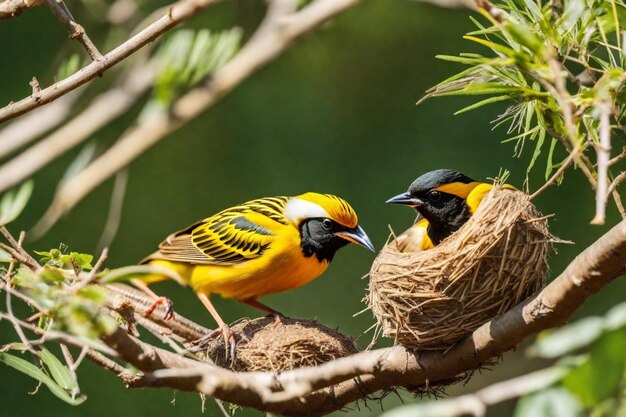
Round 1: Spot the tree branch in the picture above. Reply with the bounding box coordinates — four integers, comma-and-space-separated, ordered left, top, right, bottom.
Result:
0, 0, 222, 124
98, 219, 626, 416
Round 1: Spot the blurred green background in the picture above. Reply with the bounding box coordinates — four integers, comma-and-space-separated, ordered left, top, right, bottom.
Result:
0, 0, 624, 416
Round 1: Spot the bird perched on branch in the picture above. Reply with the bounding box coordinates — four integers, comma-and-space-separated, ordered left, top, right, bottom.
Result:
132, 192, 374, 345
386, 169, 514, 252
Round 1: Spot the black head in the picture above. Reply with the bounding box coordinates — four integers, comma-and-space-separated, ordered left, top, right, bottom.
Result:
386, 169, 478, 245
299, 218, 374, 262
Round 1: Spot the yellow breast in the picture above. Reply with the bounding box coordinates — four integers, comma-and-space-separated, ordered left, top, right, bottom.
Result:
152, 224, 329, 300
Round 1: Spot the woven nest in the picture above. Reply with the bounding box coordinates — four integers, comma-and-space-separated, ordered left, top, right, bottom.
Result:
203, 317, 358, 372
367, 188, 552, 349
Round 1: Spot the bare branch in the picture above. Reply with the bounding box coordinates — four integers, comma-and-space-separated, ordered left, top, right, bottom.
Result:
33, 0, 361, 230
0, 0, 43, 18
46, 0, 104, 61
0, 0, 223, 124
608, 171, 626, 201
530, 145, 579, 199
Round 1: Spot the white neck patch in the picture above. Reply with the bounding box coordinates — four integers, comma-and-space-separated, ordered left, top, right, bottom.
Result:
284, 198, 329, 225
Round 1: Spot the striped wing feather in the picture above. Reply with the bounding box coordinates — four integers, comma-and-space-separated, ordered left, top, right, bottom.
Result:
152, 197, 290, 265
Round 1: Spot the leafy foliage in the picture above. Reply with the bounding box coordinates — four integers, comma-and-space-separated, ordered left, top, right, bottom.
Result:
0, 351, 85, 405
0, 240, 116, 405
420, 0, 626, 185
149, 28, 243, 109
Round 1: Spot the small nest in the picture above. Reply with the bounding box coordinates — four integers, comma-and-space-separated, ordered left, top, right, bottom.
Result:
367, 188, 552, 349
203, 317, 359, 372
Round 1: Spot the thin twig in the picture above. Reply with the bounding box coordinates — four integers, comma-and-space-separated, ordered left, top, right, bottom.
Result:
0, 226, 39, 267
530, 146, 579, 199
46, 0, 104, 61
0, 0, 222, 124
607, 171, 626, 200
608, 147, 626, 166
73, 247, 108, 291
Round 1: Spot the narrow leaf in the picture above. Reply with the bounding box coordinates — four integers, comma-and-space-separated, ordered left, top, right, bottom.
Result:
0, 180, 34, 226
40, 349, 78, 392
455, 95, 512, 115
0, 352, 86, 405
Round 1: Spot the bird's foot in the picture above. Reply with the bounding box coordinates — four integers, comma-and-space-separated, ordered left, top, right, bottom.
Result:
144, 296, 175, 320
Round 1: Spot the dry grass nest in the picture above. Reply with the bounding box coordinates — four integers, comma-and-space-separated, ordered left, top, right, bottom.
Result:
203, 317, 359, 372
367, 187, 553, 349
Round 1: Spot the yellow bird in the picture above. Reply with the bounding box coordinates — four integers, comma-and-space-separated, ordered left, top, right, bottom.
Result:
134, 192, 374, 340
386, 169, 514, 252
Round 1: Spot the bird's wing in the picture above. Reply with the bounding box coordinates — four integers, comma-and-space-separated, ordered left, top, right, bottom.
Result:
153, 196, 291, 265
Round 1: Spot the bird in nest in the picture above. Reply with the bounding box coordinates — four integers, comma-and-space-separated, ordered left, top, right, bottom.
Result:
131, 192, 374, 349
387, 169, 515, 252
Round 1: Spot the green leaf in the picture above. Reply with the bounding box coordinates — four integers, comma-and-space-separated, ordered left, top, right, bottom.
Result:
70, 252, 93, 271
40, 265, 66, 283
0, 352, 86, 405
454, 95, 512, 115
527, 127, 545, 175
0, 180, 34, 226
40, 349, 78, 392
563, 329, 626, 406
545, 137, 558, 180
514, 388, 583, 417
529, 316, 605, 358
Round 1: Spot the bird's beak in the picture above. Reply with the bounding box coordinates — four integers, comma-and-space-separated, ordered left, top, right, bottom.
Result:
337, 225, 375, 252
386, 192, 422, 207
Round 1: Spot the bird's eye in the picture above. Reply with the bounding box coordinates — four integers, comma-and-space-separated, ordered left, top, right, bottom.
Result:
322, 219, 333, 230
428, 190, 441, 202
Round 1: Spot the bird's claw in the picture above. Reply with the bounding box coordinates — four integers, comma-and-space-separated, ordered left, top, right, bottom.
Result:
189, 325, 248, 364
144, 296, 175, 320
